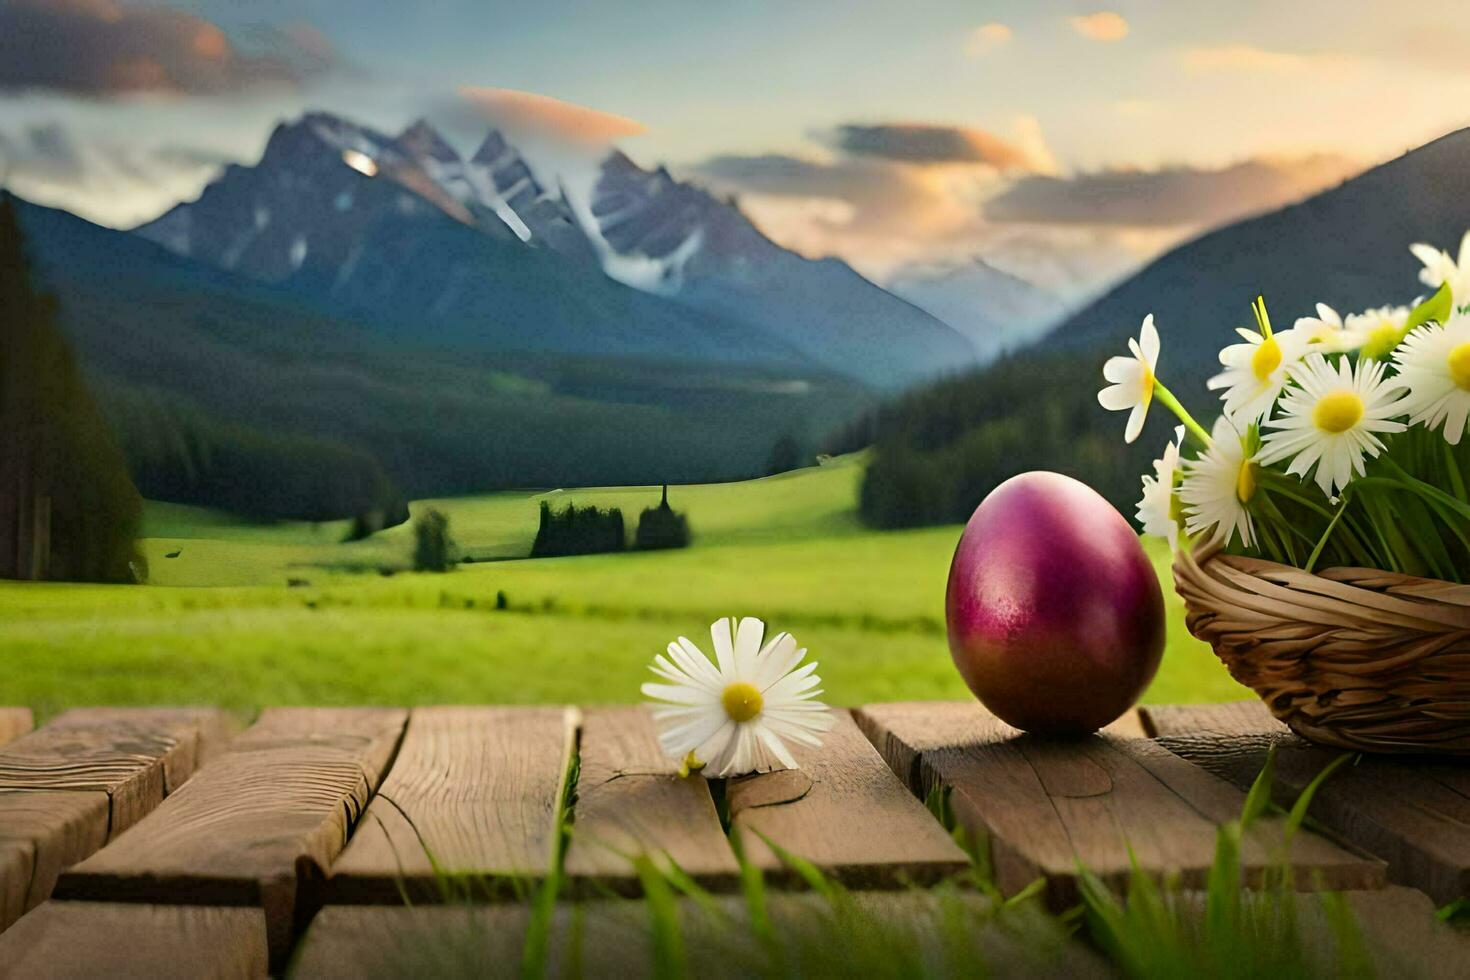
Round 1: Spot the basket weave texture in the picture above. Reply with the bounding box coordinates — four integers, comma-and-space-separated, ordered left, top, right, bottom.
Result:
1173, 545, 1470, 755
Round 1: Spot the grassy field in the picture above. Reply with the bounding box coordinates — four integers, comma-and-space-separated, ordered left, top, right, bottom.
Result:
0, 455, 1245, 719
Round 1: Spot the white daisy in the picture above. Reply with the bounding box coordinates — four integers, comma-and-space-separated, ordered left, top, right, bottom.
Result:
1259, 354, 1409, 497
1098, 314, 1161, 443
1208, 326, 1308, 425
1392, 312, 1470, 445
1136, 426, 1184, 550
1289, 303, 1357, 353
1180, 416, 1258, 549
1410, 231, 1470, 308
642, 617, 834, 778
1348, 305, 1412, 360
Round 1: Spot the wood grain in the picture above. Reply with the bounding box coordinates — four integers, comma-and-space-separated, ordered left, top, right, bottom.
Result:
1338, 886, 1470, 978
727, 710, 969, 888
0, 709, 32, 749
856, 700, 1383, 907
48, 707, 239, 792
327, 706, 576, 903
564, 706, 739, 894
1168, 886, 1470, 980
0, 707, 234, 837
0, 790, 107, 932
55, 707, 406, 968
293, 892, 1105, 979
0, 902, 267, 979
1143, 701, 1470, 905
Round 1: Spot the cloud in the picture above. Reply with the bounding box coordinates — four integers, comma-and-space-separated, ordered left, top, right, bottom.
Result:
0, 118, 227, 226
825, 122, 1043, 171
685, 152, 917, 215
0, 0, 335, 96
1067, 12, 1128, 42
983, 155, 1361, 227
458, 87, 646, 144
964, 23, 1012, 56
1179, 44, 1324, 74
687, 131, 1363, 294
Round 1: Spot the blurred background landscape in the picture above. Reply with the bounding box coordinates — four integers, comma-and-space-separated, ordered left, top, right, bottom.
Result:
5, 0, 1470, 714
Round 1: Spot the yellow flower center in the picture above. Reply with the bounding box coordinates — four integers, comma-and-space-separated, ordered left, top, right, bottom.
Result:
1140, 365, 1155, 401
1235, 460, 1257, 504
1312, 390, 1364, 434
1251, 336, 1282, 383
721, 682, 764, 723
1449, 342, 1470, 391
1362, 322, 1404, 360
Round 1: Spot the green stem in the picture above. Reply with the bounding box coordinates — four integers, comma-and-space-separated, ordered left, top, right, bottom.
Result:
1152, 381, 1212, 449
1444, 440, 1468, 503
1305, 497, 1349, 574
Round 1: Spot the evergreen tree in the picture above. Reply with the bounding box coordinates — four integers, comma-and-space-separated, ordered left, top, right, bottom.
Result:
411, 508, 455, 572
0, 193, 142, 582
635, 484, 691, 551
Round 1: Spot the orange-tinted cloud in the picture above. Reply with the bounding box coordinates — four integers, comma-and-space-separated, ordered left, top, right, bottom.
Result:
690, 140, 1363, 288
965, 23, 1012, 56
0, 0, 334, 95
1068, 12, 1129, 42
1180, 44, 1330, 74
458, 87, 646, 143
984, 155, 1361, 226
827, 123, 1043, 172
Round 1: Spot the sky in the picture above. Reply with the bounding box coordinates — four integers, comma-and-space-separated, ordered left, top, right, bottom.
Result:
3, 0, 1470, 292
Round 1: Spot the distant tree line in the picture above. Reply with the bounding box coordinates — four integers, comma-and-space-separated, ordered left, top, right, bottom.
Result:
532, 488, 693, 557
0, 194, 142, 582
846, 351, 1142, 529
532, 501, 626, 557
102, 386, 408, 529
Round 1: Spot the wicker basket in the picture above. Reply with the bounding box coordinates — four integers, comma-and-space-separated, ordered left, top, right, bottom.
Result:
1172, 544, 1470, 755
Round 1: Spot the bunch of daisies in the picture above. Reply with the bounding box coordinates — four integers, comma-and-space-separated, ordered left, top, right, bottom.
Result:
1099, 233, 1470, 582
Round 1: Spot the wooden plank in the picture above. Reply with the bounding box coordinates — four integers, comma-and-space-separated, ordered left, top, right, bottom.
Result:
726, 710, 969, 888
293, 892, 1106, 979
856, 701, 1383, 907
1167, 886, 1470, 980
0, 902, 267, 979
1143, 701, 1470, 905
564, 706, 740, 895
0, 707, 234, 930
0, 707, 234, 837
48, 707, 238, 792
0, 791, 107, 932
1339, 886, 1470, 979
326, 706, 575, 904
55, 707, 406, 969
0, 709, 32, 748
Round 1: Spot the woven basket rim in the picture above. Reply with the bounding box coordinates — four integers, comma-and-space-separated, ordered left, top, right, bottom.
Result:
1171, 542, 1470, 755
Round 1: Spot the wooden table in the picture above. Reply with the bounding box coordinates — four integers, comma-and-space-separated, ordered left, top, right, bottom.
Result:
0, 701, 1465, 978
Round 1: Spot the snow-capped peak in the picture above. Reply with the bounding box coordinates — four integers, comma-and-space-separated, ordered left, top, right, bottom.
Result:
394, 119, 460, 165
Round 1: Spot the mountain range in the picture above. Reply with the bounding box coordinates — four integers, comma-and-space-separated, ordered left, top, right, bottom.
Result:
136, 112, 973, 389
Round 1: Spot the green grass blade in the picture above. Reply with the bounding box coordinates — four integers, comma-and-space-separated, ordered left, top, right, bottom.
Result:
634, 855, 686, 980
1285, 753, 1354, 843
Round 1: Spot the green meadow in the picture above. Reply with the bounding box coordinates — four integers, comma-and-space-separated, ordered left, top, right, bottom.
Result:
0, 455, 1245, 719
